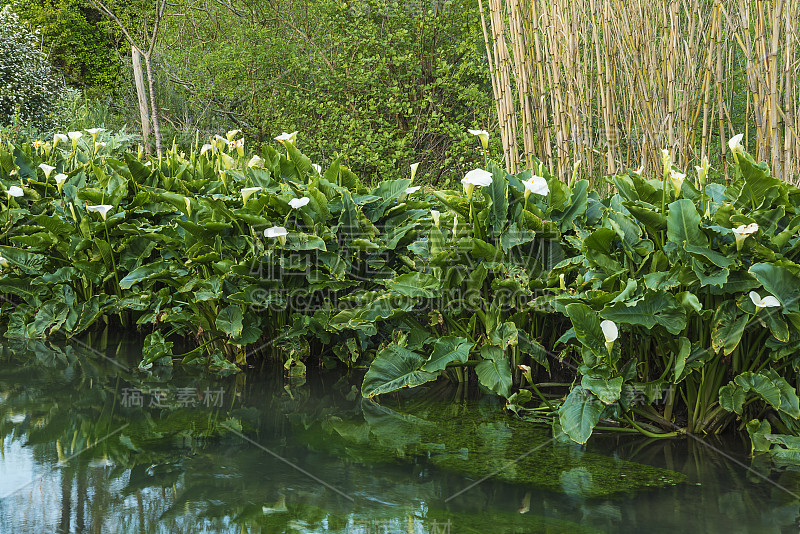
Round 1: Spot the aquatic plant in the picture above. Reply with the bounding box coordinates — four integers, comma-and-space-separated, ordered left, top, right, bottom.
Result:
3, 128, 800, 452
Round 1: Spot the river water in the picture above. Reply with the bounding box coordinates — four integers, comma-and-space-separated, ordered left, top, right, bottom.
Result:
0, 337, 798, 533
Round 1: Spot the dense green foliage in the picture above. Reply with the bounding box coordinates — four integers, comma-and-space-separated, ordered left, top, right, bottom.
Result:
11, 0, 121, 94
3, 129, 800, 456
0, 4, 63, 129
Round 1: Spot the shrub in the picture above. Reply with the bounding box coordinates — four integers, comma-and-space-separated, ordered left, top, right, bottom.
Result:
0, 4, 63, 129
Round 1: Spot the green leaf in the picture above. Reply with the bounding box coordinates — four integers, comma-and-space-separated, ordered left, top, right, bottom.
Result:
581, 375, 623, 405
476, 349, 513, 398
386, 272, 439, 298
119, 260, 171, 290
490, 322, 519, 349
486, 163, 509, 233
27, 301, 69, 338
556, 179, 588, 232
746, 419, 772, 453
216, 305, 243, 337
422, 336, 473, 372
711, 302, 748, 355
734, 372, 782, 410
558, 386, 603, 444
0, 245, 45, 275
719, 383, 745, 415
600, 292, 686, 335
764, 369, 800, 418
361, 345, 437, 397
564, 303, 607, 359
666, 199, 707, 247
141, 331, 174, 367
673, 337, 691, 382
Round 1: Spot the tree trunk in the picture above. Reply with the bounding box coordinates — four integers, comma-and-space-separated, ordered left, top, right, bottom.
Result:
144, 52, 163, 157
131, 45, 151, 154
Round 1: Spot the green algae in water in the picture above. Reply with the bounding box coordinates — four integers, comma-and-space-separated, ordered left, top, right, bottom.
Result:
305, 398, 686, 498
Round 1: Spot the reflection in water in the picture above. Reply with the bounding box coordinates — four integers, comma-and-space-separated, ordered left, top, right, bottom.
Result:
0, 338, 798, 533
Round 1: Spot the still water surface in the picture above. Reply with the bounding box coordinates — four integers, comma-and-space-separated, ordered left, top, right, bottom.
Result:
1, 338, 799, 533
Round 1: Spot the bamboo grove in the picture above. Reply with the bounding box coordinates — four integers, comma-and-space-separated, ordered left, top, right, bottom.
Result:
479, 0, 800, 184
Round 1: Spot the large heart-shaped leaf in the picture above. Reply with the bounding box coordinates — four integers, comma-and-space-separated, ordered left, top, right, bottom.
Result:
362, 345, 437, 397
422, 336, 473, 372
558, 386, 603, 444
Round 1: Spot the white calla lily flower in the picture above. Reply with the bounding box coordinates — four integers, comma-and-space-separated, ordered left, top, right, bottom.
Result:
0, 254, 8, 268
523, 175, 549, 199
312, 163, 322, 175
7, 186, 24, 198
54, 173, 68, 193
600, 320, 618, 353
226, 129, 241, 141
289, 197, 310, 209
732, 223, 759, 250
274, 131, 298, 144
405, 186, 421, 195
85, 128, 104, 141
200, 144, 214, 156
86, 204, 113, 220
462, 168, 493, 198
749, 291, 781, 310
728, 133, 744, 155
468, 128, 489, 150
53, 133, 68, 147
431, 209, 440, 228
38, 163, 55, 180
241, 187, 262, 203
247, 155, 265, 168
68, 131, 82, 149
669, 170, 686, 196
264, 226, 289, 245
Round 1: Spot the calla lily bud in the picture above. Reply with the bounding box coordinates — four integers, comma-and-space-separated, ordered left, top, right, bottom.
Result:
661, 148, 672, 178
410, 162, 420, 182
431, 210, 440, 228
241, 187, 262, 203
600, 320, 618, 354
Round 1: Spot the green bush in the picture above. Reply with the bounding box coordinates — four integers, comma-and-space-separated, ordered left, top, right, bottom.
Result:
11, 0, 121, 96
0, 4, 63, 129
